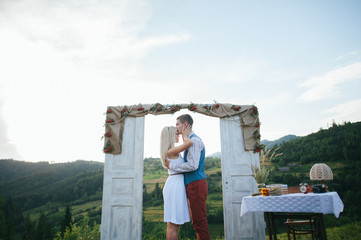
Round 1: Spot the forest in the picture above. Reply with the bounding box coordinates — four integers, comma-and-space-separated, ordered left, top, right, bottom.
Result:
0, 121, 360, 239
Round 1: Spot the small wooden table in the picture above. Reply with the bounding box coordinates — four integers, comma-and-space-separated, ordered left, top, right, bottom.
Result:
240, 192, 344, 240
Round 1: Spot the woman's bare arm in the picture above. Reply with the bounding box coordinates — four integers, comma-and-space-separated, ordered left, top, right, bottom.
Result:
167, 139, 193, 158
167, 125, 193, 158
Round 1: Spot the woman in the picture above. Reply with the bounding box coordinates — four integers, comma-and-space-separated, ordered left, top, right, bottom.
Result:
160, 125, 192, 240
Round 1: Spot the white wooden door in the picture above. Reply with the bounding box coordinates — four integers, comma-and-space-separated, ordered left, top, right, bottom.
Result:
101, 117, 145, 240
220, 116, 265, 239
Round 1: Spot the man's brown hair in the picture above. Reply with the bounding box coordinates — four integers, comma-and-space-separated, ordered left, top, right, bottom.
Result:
177, 114, 193, 126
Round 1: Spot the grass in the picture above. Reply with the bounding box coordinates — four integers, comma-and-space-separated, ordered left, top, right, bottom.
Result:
23, 199, 102, 224
265, 221, 361, 240
142, 220, 361, 240
143, 206, 164, 222
71, 200, 102, 217
209, 223, 224, 240
143, 171, 167, 180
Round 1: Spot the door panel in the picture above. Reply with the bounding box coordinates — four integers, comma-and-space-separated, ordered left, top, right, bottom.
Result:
220, 116, 265, 239
101, 117, 144, 240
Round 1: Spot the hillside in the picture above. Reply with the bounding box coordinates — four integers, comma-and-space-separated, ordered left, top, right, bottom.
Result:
274, 121, 361, 165
1, 121, 360, 238
0, 160, 104, 212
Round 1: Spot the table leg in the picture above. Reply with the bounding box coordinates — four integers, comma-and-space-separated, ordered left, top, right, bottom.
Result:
270, 212, 278, 240
265, 212, 273, 240
315, 213, 327, 240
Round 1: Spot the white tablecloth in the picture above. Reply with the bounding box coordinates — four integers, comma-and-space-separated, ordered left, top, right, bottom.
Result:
240, 192, 344, 218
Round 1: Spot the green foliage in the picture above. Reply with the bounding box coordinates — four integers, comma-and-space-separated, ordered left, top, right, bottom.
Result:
207, 207, 224, 224
142, 219, 166, 240
274, 221, 361, 240
0, 160, 104, 211
2, 196, 25, 240
326, 221, 361, 240
0, 197, 5, 239
0, 160, 53, 182
328, 162, 361, 223
178, 222, 197, 239
141, 219, 197, 240
143, 182, 163, 207
23, 214, 36, 240
36, 212, 53, 240
0, 160, 103, 240
54, 214, 100, 240
203, 157, 222, 171
143, 158, 164, 178
274, 121, 361, 165
61, 205, 73, 237
207, 172, 222, 195
0, 160, 103, 183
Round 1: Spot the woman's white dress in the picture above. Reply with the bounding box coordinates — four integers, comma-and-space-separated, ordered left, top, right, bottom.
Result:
163, 155, 191, 224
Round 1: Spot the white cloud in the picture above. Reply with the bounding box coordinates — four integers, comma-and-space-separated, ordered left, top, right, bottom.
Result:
0, 0, 189, 71
0, 0, 191, 162
299, 62, 361, 102
321, 98, 361, 125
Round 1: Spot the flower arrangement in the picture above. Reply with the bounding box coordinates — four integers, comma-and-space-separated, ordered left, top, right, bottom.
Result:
253, 130, 261, 140
120, 107, 129, 117
231, 105, 241, 111
253, 143, 264, 153
103, 140, 113, 153
251, 106, 258, 116
203, 104, 211, 111
136, 105, 145, 111
188, 103, 197, 111
150, 104, 164, 112
105, 119, 114, 124
171, 104, 181, 114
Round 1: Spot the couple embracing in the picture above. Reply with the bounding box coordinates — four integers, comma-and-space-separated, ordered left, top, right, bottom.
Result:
160, 114, 210, 240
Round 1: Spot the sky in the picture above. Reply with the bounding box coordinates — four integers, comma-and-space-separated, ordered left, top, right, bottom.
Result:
0, 0, 361, 163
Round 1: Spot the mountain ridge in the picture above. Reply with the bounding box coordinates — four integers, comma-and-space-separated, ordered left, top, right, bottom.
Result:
261, 134, 300, 149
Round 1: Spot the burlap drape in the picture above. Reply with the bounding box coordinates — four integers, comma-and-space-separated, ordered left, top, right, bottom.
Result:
103, 103, 261, 155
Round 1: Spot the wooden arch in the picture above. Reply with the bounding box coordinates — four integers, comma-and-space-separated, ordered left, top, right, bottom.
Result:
100, 103, 265, 240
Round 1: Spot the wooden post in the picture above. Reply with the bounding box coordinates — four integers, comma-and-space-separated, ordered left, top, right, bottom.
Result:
220, 115, 265, 239
100, 117, 145, 240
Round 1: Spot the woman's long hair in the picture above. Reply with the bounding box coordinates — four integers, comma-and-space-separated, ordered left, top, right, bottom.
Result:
160, 126, 177, 168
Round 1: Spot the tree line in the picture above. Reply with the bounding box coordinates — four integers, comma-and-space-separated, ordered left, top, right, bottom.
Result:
273, 121, 361, 165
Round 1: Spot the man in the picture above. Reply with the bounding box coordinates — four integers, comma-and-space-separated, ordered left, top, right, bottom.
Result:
165, 114, 210, 240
